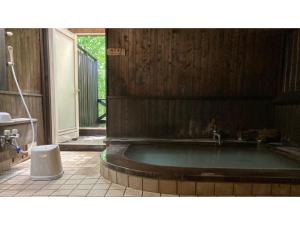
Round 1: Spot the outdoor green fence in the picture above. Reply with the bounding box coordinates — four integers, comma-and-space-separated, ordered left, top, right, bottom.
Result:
78, 46, 99, 127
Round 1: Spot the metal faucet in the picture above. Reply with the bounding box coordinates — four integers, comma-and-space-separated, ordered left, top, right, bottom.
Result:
213, 129, 221, 145
0, 129, 21, 152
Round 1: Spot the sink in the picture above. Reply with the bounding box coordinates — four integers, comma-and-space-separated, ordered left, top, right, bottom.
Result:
0, 112, 38, 172
0, 112, 37, 126
0, 112, 13, 123
0, 112, 38, 144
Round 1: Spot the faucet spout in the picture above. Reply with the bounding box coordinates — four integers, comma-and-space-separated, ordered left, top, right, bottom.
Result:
213, 130, 221, 145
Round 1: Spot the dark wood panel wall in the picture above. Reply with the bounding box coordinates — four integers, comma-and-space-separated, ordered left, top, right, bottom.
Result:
282, 29, 300, 93
108, 98, 274, 138
0, 94, 45, 144
275, 105, 300, 145
275, 29, 300, 145
0, 29, 6, 90
108, 29, 285, 97
107, 29, 287, 138
0, 29, 47, 145
6, 29, 42, 93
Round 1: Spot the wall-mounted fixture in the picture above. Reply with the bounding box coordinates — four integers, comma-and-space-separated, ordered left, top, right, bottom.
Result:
6, 31, 13, 37
0, 128, 21, 153
0, 112, 38, 172
0, 112, 38, 153
0, 112, 13, 123
107, 48, 126, 56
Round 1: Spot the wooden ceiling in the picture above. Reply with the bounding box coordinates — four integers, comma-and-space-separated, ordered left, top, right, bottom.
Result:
68, 28, 105, 35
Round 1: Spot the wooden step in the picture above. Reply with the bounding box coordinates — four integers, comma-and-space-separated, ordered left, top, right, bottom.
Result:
59, 144, 106, 152
79, 128, 106, 136
59, 136, 106, 152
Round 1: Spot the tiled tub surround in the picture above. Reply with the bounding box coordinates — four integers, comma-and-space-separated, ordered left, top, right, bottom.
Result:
0, 150, 299, 197
101, 162, 300, 196
100, 143, 300, 196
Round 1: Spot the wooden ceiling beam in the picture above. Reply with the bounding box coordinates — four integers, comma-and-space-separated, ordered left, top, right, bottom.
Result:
68, 28, 105, 35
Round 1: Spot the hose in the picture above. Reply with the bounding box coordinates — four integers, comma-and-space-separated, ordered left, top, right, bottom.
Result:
7, 46, 35, 154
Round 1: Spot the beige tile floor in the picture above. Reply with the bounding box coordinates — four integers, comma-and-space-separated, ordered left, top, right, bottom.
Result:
0, 151, 178, 197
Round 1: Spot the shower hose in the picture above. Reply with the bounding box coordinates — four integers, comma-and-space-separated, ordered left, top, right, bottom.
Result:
7, 46, 35, 154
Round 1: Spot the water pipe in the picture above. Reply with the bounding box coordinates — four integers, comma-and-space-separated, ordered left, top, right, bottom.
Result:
7, 46, 35, 154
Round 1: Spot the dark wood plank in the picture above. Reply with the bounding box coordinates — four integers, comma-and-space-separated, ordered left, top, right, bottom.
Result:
0, 29, 6, 90
0, 29, 47, 145
275, 30, 300, 145
106, 29, 296, 141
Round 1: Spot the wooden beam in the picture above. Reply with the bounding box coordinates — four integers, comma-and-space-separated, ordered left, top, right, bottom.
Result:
40, 29, 52, 144
0, 90, 43, 97
0, 29, 7, 90
107, 95, 274, 101
68, 28, 105, 35
274, 91, 300, 104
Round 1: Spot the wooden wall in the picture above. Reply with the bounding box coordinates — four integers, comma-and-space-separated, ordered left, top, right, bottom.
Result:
275, 29, 300, 145
107, 29, 287, 138
0, 29, 47, 145
281, 29, 300, 93
0, 29, 6, 90
69, 28, 105, 35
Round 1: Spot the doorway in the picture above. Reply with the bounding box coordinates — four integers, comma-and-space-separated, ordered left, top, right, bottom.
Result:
48, 28, 79, 143
77, 35, 106, 129
63, 33, 107, 148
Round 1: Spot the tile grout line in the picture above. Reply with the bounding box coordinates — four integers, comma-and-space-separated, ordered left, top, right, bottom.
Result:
103, 182, 112, 197
85, 180, 102, 197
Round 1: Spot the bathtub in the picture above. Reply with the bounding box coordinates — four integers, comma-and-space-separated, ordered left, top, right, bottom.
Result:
100, 140, 300, 196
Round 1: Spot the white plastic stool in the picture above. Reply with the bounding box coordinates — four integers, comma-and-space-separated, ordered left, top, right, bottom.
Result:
30, 144, 64, 180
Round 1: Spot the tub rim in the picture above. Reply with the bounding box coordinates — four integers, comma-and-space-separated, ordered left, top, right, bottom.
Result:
101, 142, 300, 184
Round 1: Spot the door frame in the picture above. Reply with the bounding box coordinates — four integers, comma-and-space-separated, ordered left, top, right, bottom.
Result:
40, 29, 52, 144
48, 28, 79, 143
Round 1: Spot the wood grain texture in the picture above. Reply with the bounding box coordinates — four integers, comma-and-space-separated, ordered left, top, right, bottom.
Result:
282, 30, 300, 93
276, 29, 300, 145
107, 98, 274, 138
5, 29, 42, 94
0, 29, 47, 145
68, 28, 105, 35
0, 29, 6, 90
275, 104, 300, 145
107, 29, 287, 138
0, 94, 45, 144
107, 29, 285, 97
